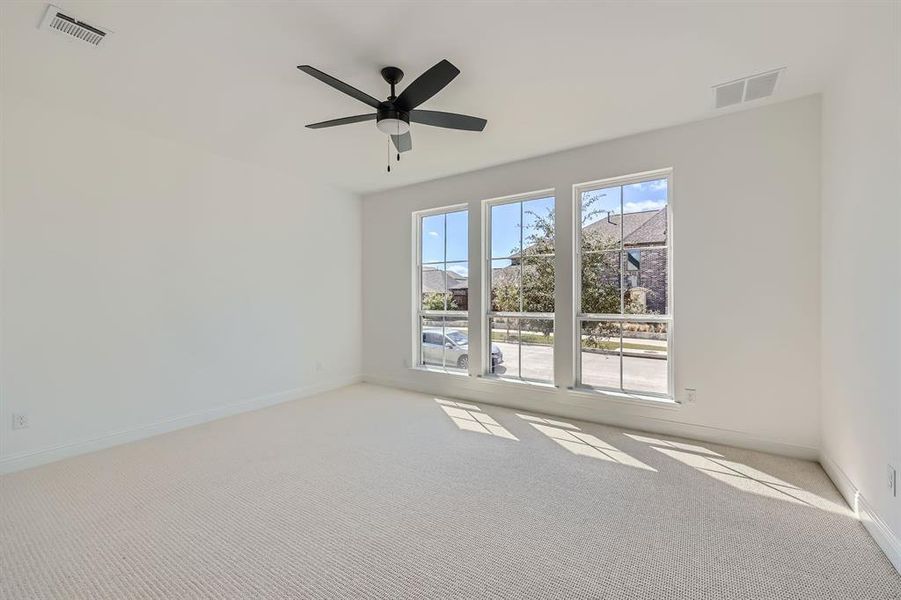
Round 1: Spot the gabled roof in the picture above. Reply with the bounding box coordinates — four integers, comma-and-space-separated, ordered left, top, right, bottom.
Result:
421, 266, 468, 293
583, 208, 667, 246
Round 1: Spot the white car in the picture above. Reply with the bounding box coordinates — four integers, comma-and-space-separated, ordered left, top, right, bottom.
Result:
421, 328, 503, 370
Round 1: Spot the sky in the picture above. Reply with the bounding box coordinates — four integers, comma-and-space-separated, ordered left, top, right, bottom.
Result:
421, 178, 667, 276
581, 178, 668, 227
422, 210, 468, 271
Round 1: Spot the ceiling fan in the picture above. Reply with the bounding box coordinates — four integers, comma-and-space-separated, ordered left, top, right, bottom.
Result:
297, 59, 487, 165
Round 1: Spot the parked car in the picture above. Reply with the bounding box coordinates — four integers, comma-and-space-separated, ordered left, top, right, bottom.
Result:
422, 328, 503, 369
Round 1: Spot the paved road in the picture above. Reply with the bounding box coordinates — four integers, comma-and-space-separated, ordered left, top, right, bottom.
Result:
492, 341, 667, 394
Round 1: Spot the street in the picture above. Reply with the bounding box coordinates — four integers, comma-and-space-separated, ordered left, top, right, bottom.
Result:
493, 341, 667, 394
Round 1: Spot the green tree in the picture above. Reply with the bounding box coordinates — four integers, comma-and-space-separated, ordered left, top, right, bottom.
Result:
520, 194, 654, 347
490, 196, 654, 346
422, 292, 457, 311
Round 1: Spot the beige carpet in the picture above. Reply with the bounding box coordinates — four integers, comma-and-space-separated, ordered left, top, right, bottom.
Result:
1, 384, 899, 599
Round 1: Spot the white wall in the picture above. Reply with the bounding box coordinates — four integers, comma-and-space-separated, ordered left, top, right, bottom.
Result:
362, 96, 822, 458
0, 94, 362, 472
820, 3, 901, 569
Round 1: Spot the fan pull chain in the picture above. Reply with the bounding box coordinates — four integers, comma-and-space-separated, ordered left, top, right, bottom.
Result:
396, 119, 401, 162
387, 135, 391, 173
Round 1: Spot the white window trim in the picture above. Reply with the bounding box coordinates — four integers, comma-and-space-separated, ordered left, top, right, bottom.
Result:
412, 204, 469, 371
572, 168, 675, 400
481, 188, 556, 384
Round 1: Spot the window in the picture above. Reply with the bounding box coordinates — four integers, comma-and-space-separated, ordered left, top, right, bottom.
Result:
575, 171, 672, 397
416, 208, 469, 371
486, 192, 555, 382
626, 250, 641, 270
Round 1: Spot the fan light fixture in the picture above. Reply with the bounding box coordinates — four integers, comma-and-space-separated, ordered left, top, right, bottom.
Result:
376, 117, 410, 135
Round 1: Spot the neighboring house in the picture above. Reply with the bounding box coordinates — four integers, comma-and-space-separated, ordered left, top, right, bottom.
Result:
421, 265, 469, 310
425, 208, 668, 315
582, 208, 668, 314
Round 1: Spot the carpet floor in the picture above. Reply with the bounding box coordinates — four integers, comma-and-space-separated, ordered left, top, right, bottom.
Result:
1, 383, 899, 599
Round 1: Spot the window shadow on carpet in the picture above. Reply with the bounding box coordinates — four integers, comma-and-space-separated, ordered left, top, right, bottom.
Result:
621, 432, 850, 514
515, 413, 656, 471
435, 399, 518, 440
430, 396, 851, 516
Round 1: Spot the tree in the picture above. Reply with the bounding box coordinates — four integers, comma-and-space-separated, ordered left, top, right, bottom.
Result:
489, 195, 656, 346
422, 292, 457, 311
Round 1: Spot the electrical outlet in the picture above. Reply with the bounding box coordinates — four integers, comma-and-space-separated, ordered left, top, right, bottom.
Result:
684, 388, 697, 405
11, 413, 29, 430
889, 465, 897, 497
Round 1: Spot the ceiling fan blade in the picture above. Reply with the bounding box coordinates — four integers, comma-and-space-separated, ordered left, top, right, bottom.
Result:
305, 114, 376, 129
391, 132, 412, 153
297, 65, 381, 109
394, 59, 460, 111
410, 110, 487, 132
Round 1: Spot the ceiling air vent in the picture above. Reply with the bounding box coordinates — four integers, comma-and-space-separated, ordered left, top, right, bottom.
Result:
39, 5, 109, 46
713, 68, 784, 109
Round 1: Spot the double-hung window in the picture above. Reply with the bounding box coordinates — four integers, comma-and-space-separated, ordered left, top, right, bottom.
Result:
415, 207, 469, 371
485, 192, 556, 382
575, 171, 672, 397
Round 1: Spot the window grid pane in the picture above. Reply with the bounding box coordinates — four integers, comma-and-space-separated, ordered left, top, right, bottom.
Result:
489, 196, 556, 316
580, 320, 622, 390
621, 321, 668, 395
489, 317, 554, 383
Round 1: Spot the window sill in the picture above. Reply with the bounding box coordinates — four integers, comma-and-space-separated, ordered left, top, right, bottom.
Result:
407, 367, 679, 410
477, 373, 557, 390
410, 365, 469, 377
566, 385, 680, 409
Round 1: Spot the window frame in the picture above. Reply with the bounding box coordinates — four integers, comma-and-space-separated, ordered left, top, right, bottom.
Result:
412, 204, 470, 372
572, 169, 674, 399
481, 188, 556, 383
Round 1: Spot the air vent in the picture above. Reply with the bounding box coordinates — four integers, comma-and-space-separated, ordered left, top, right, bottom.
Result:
713, 68, 784, 109
39, 5, 109, 46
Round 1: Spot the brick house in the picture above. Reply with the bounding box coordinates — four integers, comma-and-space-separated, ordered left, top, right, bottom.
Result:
583, 208, 668, 314
421, 265, 469, 310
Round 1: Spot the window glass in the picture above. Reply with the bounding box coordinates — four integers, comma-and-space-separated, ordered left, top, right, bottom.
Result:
621, 322, 668, 395
445, 210, 468, 262
490, 202, 521, 258
421, 214, 445, 264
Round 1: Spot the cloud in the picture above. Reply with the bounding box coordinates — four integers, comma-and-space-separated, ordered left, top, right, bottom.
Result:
630, 179, 667, 192
623, 199, 667, 212
446, 264, 469, 277
428, 231, 439, 237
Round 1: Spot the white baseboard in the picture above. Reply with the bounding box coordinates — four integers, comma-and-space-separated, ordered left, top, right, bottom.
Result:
362, 374, 819, 460
0, 375, 362, 475
821, 453, 901, 574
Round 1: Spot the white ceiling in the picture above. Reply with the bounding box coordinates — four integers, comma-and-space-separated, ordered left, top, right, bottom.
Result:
0, 1, 863, 194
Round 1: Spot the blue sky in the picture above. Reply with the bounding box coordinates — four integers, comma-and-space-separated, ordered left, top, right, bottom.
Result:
582, 178, 668, 226
421, 178, 667, 275
422, 210, 468, 271
490, 196, 554, 261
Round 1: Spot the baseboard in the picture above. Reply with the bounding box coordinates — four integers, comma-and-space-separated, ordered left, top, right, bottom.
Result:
0, 375, 362, 475
821, 453, 901, 574
362, 374, 819, 460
